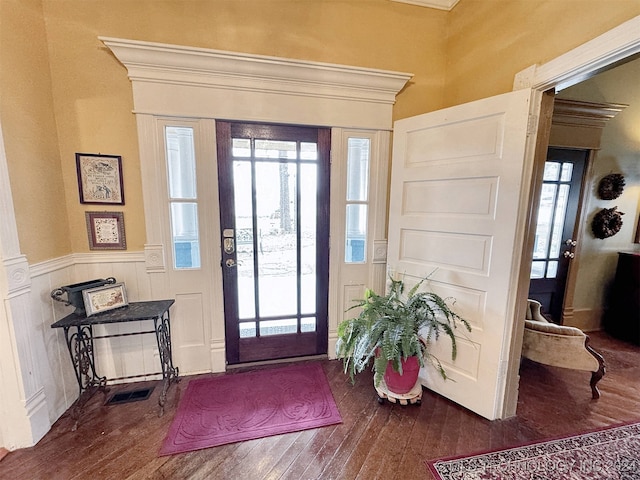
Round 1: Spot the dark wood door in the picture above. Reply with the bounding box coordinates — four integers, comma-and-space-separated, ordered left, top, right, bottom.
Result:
216, 121, 330, 364
528, 148, 587, 322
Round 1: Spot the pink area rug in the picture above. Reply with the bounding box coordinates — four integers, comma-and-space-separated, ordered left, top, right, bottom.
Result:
159, 363, 341, 455
427, 421, 640, 479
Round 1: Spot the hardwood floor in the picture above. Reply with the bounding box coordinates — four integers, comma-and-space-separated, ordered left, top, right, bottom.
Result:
1, 331, 639, 479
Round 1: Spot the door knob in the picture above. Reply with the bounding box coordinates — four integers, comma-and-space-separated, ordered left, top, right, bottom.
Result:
563, 251, 575, 259
225, 259, 236, 267
565, 238, 577, 247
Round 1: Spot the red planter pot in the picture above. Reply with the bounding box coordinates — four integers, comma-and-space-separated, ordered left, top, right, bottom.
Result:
383, 355, 420, 394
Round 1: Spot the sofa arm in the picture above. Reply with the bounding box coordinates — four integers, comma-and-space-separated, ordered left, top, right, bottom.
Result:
522, 322, 600, 372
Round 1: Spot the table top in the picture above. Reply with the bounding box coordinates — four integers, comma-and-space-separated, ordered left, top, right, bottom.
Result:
51, 300, 175, 329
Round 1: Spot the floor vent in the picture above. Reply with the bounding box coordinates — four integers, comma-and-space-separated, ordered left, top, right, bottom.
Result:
106, 387, 154, 406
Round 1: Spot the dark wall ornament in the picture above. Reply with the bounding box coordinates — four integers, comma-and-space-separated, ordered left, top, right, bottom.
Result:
597, 173, 625, 200
591, 206, 624, 239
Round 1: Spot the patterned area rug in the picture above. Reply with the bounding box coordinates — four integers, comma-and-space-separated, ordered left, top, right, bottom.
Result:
159, 363, 342, 455
427, 422, 640, 479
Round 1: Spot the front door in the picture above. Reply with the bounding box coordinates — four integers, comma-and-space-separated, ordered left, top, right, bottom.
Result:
387, 88, 534, 420
528, 148, 587, 322
216, 122, 330, 365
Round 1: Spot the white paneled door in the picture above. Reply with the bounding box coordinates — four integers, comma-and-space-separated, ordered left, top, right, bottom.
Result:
387, 89, 534, 420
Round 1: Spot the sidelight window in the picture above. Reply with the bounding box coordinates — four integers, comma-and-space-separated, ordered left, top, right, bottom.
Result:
165, 126, 201, 269
344, 137, 370, 263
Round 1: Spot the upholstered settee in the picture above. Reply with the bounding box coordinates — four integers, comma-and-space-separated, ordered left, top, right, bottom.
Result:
521, 299, 606, 399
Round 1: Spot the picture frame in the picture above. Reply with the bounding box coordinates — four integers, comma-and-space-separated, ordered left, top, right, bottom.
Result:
85, 211, 127, 250
76, 153, 125, 205
82, 282, 128, 316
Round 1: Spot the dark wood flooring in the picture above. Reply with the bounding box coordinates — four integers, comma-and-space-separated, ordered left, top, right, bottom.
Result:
1, 331, 639, 479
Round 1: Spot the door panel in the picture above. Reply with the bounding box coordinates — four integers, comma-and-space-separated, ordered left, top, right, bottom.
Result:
528, 148, 587, 322
217, 122, 330, 365
388, 89, 533, 420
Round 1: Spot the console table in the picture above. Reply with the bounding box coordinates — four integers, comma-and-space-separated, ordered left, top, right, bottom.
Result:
604, 252, 640, 345
51, 300, 179, 430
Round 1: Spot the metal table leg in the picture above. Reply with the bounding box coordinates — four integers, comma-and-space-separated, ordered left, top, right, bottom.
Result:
63, 325, 108, 430
154, 311, 179, 416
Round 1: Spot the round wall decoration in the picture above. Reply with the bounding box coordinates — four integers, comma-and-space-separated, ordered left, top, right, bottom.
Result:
591, 206, 624, 239
597, 173, 625, 200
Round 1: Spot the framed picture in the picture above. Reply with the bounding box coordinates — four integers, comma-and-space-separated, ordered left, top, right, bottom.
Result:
85, 211, 127, 250
76, 153, 125, 205
82, 282, 128, 316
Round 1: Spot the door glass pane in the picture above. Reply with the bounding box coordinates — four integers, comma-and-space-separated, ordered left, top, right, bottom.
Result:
301, 317, 316, 333
255, 140, 297, 159
232, 138, 251, 157
560, 163, 574, 182
533, 183, 556, 259
346, 138, 370, 201
549, 184, 570, 258
165, 126, 196, 199
239, 322, 256, 338
300, 142, 318, 160
543, 162, 560, 181
256, 162, 298, 317
547, 261, 558, 279
234, 161, 256, 319
530, 261, 545, 279
345, 204, 367, 263
260, 319, 297, 336
301, 163, 317, 315
170, 202, 200, 269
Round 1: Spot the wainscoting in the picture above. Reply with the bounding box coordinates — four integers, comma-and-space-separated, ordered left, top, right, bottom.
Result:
1, 251, 153, 450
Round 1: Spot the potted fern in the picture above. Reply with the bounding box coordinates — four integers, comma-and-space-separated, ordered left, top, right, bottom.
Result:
335, 275, 471, 395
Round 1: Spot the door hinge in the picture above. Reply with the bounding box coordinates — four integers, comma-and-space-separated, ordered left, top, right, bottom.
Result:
527, 114, 538, 136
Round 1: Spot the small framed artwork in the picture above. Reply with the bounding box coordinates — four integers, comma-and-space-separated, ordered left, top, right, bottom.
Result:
85, 211, 127, 250
82, 282, 128, 316
76, 153, 125, 205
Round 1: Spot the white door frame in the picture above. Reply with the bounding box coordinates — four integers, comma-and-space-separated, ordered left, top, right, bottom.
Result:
504, 15, 640, 417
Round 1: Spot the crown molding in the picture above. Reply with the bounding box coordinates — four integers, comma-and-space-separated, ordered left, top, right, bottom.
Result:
552, 98, 628, 128
100, 37, 412, 106
390, 0, 460, 11
101, 37, 412, 129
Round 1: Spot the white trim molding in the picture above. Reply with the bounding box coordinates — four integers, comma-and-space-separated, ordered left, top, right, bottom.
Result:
391, 0, 460, 11
3, 255, 30, 297
144, 244, 166, 273
514, 15, 640, 92
101, 37, 412, 130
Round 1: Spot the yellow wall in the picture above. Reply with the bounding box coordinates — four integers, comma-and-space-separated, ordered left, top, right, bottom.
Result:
40, 0, 448, 255
3, 1, 640, 261
0, 0, 71, 263
445, 0, 640, 107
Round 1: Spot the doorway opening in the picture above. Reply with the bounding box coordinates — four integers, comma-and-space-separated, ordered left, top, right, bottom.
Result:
528, 148, 588, 323
216, 121, 331, 365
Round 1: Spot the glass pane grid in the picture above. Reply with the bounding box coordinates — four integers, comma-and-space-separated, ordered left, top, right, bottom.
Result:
345, 137, 370, 264
230, 135, 320, 339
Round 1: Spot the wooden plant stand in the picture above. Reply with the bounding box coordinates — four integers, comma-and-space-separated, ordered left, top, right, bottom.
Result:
375, 378, 422, 405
